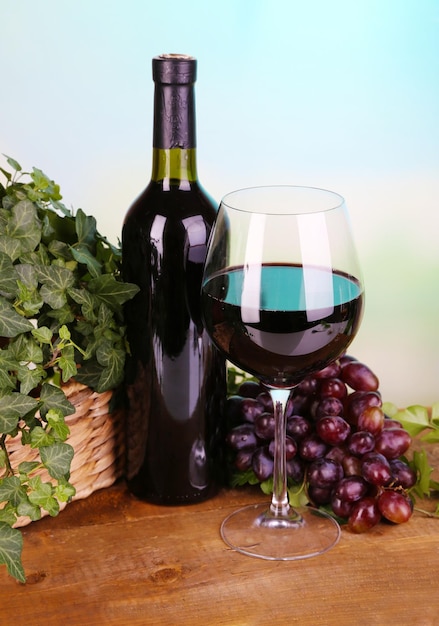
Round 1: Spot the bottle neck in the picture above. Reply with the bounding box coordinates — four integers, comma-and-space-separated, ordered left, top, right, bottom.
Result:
152, 82, 198, 184
151, 148, 197, 183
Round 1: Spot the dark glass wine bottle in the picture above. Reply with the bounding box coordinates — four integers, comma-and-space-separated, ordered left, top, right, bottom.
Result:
122, 54, 226, 505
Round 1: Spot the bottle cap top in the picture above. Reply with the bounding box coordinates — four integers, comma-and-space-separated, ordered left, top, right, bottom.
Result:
153, 54, 197, 84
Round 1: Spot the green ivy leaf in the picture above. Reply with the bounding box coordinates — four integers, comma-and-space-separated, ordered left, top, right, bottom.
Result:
72, 361, 102, 389
15, 263, 38, 289
55, 478, 76, 503
70, 244, 101, 278
0, 251, 19, 296
4, 155, 22, 172
45, 303, 75, 325
421, 430, 439, 444
409, 449, 433, 499
95, 345, 125, 392
390, 405, 431, 437
431, 402, 439, 427
40, 442, 74, 480
68, 287, 99, 321
0, 412, 19, 436
48, 239, 72, 261
0, 297, 34, 337
74, 208, 97, 248
0, 476, 27, 506
27, 476, 59, 516
6, 199, 42, 254
0, 391, 39, 417
16, 499, 41, 522
0, 235, 23, 262
0, 158, 139, 582
31, 325, 53, 344
88, 274, 140, 310
46, 408, 70, 441
37, 264, 75, 308
0, 503, 18, 526
0, 351, 18, 391
0, 348, 21, 375
58, 324, 71, 341
30, 426, 55, 448
0, 392, 38, 434
58, 344, 77, 382
0, 168, 12, 182
0, 522, 25, 583
30, 167, 62, 202
17, 364, 46, 396
16, 279, 44, 316
18, 461, 40, 475
39, 383, 75, 419
17, 334, 44, 364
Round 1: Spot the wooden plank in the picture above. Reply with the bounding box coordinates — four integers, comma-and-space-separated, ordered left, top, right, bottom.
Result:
1, 483, 438, 626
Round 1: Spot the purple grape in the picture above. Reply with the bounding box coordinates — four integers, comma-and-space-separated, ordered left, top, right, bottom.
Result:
295, 376, 319, 396
378, 490, 413, 524
347, 430, 375, 457
345, 391, 382, 426
254, 412, 275, 441
357, 405, 385, 435
256, 392, 273, 411
299, 434, 328, 461
287, 394, 312, 416
318, 377, 348, 400
268, 436, 297, 460
374, 428, 411, 460
339, 354, 357, 368
342, 453, 363, 477
361, 452, 392, 486
389, 459, 417, 489
225, 353, 416, 537
240, 397, 265, 423
333, 476, 369, 503
313, 361, 341, 379
237, 380, 261, 398
325, 445, 347, 464
316, 415, 351, 445
286, 457, 305, 483
331, 494, 354, 518
312, 396, 344, 420
308, 485, 332, 506
307, 458, 344, 488
226, 423, 257, 451
286, 415, 313, 441
348, 497, 381, 533
382, 418, 403, 429
341, 361, 379, 392
252, 446, 274, 481
234, 449, 253, 471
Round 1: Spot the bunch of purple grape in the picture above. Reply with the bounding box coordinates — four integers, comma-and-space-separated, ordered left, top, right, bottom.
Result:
225, 355, 415, 532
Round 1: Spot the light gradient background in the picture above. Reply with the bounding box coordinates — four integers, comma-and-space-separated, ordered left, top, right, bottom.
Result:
1, 0, 438, 406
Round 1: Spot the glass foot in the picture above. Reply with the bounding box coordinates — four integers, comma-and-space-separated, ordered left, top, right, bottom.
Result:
220, 503, 340, 560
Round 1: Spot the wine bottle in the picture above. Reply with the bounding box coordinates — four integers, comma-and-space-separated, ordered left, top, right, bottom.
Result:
122, 54, 226, 504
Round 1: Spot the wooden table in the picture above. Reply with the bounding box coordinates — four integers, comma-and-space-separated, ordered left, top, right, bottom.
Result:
1, 478, 438, 626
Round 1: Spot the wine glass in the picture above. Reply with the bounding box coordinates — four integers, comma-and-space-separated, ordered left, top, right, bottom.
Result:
201, 185, 364, 560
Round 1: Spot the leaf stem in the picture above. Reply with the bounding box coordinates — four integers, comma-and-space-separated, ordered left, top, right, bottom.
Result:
414, 505, 439, 519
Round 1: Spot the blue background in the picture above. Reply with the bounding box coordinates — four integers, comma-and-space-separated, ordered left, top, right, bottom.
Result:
1, 0, 438, 405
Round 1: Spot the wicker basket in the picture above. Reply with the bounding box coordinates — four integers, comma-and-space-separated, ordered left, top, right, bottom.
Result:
5, 380, 125, 528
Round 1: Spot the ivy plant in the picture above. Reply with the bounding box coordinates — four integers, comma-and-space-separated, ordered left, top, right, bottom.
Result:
0, 156, 138, 582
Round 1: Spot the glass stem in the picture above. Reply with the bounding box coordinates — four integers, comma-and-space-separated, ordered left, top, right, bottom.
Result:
268, 388, 293, 518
